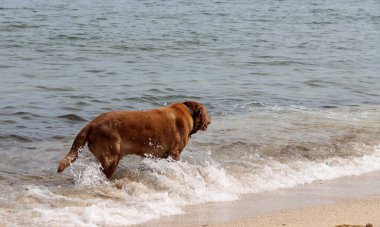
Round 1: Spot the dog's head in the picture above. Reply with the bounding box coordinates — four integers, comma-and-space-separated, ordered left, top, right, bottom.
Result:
183, 101, 211, 134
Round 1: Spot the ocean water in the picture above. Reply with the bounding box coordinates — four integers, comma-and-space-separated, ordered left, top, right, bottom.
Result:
1, 0, 380, 226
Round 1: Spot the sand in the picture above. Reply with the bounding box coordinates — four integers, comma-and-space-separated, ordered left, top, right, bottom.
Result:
141, 171, 380, 227
218, 195, 380, 227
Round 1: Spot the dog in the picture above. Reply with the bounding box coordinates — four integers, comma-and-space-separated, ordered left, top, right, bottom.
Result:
57, 101, 211, 178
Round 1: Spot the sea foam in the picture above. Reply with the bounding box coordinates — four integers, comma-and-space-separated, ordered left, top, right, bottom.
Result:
25, 145, 380, 226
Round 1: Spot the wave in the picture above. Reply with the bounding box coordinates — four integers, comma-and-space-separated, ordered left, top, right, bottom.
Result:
0, 134, 35, 143
10, 144, 378, 226
57, 114, 87, 122
2, 105, 380, 226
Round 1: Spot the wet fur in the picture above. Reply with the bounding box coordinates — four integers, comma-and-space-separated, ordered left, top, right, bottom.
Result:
57, 101, 211, 178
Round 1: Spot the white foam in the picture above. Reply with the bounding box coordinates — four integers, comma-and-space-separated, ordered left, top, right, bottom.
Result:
140, 156, 243, 203
244, 145, 380, 193
26, 152, 246, 226
22, 145, 380, 226
30, 184, 184, 226
68, 148, 110, 186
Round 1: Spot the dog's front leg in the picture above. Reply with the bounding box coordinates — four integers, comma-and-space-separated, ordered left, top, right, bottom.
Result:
169, 149, 181, 161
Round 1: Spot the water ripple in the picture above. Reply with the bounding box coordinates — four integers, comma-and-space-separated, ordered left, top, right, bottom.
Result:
57, 114, 86, 122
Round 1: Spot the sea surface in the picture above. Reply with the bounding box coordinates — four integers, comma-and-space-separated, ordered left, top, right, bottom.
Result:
1, 0, 380, 226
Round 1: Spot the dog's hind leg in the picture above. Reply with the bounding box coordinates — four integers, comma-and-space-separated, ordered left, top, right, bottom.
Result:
101, 152, 121, 179
89, 135, 121, 179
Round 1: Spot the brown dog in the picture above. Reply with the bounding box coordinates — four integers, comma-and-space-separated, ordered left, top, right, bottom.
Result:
57, 101, 211, 178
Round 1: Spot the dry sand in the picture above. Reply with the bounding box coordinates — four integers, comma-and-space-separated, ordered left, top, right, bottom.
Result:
141, 171, 380, 227
218, 195, 380, 227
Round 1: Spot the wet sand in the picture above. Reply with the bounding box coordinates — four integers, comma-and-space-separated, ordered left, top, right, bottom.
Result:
141, 170, 380, 227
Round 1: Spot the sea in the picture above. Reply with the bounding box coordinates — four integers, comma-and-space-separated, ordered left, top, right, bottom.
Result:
1, 0, 379, 226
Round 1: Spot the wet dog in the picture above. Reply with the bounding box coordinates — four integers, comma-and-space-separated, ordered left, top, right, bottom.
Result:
57, 101, 211, 178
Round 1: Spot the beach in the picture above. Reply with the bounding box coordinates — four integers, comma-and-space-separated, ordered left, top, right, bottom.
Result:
142, 170, 380, 227
220, 195, 380, 227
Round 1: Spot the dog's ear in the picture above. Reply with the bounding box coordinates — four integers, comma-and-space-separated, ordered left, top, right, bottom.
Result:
184, 101, 210, 133
195, 103, 208, 131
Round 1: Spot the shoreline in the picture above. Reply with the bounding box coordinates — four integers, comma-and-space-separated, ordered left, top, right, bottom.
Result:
218, 194, 380, 227
141, 170, 380, 226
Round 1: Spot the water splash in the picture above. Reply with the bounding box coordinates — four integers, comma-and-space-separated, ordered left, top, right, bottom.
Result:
68, 148, 110, 186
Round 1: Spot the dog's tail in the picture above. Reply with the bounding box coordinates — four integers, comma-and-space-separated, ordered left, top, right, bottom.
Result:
57, 124, 90, 173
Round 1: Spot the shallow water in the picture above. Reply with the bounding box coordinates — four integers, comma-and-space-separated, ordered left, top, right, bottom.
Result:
1, 0, 380, 226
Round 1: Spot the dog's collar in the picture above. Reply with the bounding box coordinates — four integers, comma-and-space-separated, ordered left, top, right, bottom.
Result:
184, 102, 197, 136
